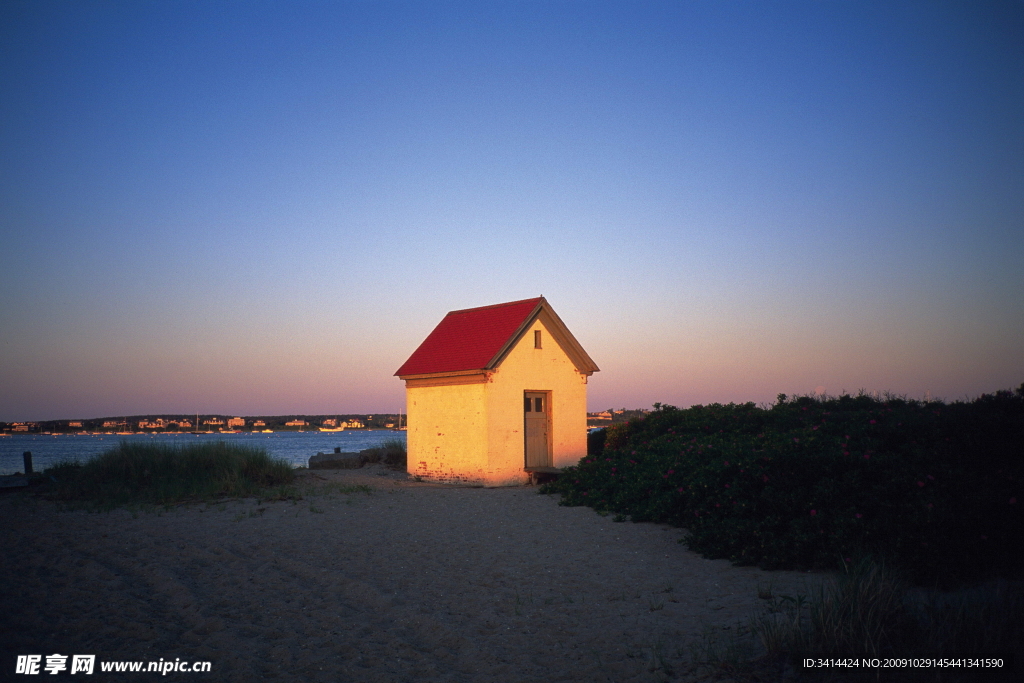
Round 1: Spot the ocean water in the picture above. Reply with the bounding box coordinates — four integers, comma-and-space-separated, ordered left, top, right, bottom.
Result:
0, 430, 406, 476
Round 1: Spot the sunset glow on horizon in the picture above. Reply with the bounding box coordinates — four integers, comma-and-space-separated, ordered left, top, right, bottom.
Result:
1, 1, 1021, 422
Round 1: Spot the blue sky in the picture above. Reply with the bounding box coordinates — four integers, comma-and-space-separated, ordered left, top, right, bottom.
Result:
1, 1, 1021, 421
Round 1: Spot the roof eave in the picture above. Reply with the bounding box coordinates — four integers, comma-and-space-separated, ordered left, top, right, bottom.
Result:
396, 368, 489, 381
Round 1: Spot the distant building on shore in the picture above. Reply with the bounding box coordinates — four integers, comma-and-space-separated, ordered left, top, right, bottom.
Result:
395, 297, 598, 486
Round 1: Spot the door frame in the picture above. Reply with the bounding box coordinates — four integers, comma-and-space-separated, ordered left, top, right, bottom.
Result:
523, 390, 552, 468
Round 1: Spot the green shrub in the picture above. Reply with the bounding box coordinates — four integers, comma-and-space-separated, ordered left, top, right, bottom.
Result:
46, 441, 295, 508
543, 386, 1024, 585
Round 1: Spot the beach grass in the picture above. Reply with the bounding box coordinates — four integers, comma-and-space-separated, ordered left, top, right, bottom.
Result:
745, 558, 1022, 681
685, 559, 1022, 681
44, 440, 295, 509
359, 437, 407, 470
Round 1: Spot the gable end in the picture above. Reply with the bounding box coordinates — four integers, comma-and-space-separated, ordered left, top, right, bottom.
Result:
484, 303, 599, 376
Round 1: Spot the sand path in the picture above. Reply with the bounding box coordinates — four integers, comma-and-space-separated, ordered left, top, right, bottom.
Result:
1, 467, 827, 681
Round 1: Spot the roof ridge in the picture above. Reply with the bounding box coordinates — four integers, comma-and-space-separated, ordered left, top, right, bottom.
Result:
449, 297, 543, 315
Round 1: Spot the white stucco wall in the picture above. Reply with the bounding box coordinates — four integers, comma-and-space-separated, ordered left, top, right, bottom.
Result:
404, 317, 589, 486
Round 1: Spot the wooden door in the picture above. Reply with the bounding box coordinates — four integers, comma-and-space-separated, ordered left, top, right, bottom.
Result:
524, 392, 550, 468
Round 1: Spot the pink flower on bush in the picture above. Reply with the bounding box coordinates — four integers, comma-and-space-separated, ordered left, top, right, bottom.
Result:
1010, 498, 1017, 505
668, 469, 674, 474
864, 454, 870, 459
724, 484, 730, 488
855, 513, 862, 518
843, 451, 850, 455
917, 481, 925, 487
762, 475, 769, 482
810, 509, 817, 516
927, 474, 934, 480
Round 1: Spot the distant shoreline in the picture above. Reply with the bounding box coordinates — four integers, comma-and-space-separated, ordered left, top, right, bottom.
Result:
1, 413, 408, 434
0, 429, 409, 439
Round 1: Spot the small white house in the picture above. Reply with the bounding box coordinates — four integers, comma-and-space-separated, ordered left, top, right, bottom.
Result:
395, 297, 599, 485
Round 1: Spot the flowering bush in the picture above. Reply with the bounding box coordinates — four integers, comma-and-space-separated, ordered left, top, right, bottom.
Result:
543, 386, 1024, 585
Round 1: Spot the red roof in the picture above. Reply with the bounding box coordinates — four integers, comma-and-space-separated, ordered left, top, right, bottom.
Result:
395, 298, 544, 377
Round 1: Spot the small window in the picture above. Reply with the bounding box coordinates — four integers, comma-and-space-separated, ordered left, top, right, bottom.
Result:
524, 396, 532, 412
534, 330, 542, 348
535, 397, 543, 412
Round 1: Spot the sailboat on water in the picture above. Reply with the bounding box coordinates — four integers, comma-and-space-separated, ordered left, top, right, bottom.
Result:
190, 412, 212, 435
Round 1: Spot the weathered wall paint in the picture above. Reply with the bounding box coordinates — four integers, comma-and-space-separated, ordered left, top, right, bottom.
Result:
406, 381, 488, 484
405, 318, 588, 486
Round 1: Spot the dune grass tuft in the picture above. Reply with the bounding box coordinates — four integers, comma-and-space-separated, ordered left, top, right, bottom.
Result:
747, 559, 1022, 681
690, 560, 1022, 681
45, 441, 295, 508
360, 438, 407, 470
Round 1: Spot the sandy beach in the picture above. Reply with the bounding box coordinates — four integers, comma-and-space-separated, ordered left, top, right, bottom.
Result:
1, 467, 828, 682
